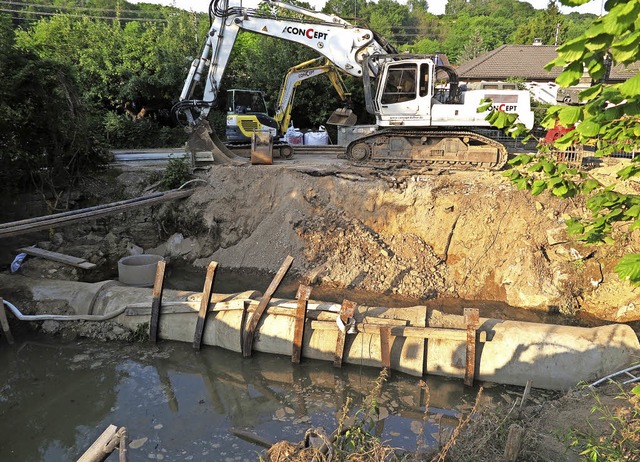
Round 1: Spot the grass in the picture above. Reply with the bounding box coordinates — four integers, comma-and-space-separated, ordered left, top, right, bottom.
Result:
567, 384, 640, 462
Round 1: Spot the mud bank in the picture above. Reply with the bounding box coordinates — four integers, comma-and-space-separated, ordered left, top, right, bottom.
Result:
175, 160, 638, 321
4, 158, 638, 324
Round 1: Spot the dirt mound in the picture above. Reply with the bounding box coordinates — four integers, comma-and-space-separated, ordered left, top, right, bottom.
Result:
13, 158, 639, 324
175, 160, 638, 322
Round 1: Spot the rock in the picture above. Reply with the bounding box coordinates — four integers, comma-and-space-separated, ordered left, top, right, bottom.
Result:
129, 437, 148, 449
546, 227, 567, 246
127, 243, 144, 255
52, 233, 64, 247
41, 320, 61, 334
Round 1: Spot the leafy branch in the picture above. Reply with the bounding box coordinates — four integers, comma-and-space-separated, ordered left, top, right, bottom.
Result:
484, 0, 640, 285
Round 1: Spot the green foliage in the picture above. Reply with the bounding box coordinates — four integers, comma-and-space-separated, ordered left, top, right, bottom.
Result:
615, 254, 640, 285
129, 322, 149, 342
567, 385, 640, 462
487, 0, 640, 286
103, 112, 184, 148
0, 16, 107, 194
502, 152, 640, 283
511, 0, 568, 45
162, 157, 191, 190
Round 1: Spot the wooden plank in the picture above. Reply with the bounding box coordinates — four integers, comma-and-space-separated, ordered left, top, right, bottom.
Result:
380, 326, 391, 371
193, 261, 219, 350
18, 247, 96, 269
118, 427, 128, 462
0, 189, 192, 239
242, 255, 294, 357
503, 424, 524, 461
125, 299, 245, 316
464, 308, 480, 387
149, 259, 167, 343
291, 284, 312, 364
333, 300, 357, 368
77, 424, 118, 462
0, 297, 14, 345
311, 320, 487, 342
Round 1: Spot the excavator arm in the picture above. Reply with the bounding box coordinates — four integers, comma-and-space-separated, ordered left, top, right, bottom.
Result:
274, 57, 355, 135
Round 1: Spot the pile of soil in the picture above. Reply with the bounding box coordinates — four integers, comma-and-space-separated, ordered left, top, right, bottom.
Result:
5, 158, 639, 326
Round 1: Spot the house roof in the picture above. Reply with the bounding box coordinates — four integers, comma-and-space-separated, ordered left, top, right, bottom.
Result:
456, 45, 562, 81
610, 62, 640, 81
456, 44, 639, 83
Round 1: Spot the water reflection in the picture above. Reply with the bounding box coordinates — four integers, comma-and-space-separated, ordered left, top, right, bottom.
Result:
1, 334, 518, 461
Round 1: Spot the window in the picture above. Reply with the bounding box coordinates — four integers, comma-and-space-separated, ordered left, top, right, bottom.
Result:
381, 64, 417, 104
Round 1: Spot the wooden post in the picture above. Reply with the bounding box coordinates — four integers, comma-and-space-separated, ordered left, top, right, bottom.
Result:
333, 300, 357, 368
149, 259, 166, 343
464, 308, 480, 387
520, 379, 532, 409
0, 297, 14, 345
193, 261, 219, 350
503, 424, 524, 461
292, 284, 312, 364
118, 427, 128, 462
77, 424, 118, 462
242, 255, 294, 357
380, 326, 391, 373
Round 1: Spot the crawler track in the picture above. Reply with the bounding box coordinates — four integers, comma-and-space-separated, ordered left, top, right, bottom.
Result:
346, 129, 509, 171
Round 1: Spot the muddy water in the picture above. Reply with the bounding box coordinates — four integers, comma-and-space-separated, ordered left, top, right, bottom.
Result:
0, 333, 553, 462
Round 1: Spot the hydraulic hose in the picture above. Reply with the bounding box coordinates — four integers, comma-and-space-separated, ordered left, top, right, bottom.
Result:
2, 299, 126, 322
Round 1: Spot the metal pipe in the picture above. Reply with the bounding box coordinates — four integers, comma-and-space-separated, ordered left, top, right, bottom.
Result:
2, 299, 126, 322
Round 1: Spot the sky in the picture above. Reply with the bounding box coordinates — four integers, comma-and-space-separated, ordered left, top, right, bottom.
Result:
131, 0, 605, 16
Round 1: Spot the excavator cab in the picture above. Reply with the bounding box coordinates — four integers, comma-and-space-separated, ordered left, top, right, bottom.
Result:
226, 89, 278, 143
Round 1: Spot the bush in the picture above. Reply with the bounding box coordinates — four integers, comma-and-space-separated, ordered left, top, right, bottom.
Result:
161, 157, 191, 190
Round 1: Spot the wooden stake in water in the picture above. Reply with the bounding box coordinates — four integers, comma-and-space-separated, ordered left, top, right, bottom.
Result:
193, 261, 219, 350
242, 255, 294, 357
291, 284, 312, 364
149, 260, 167, 343
0, 297, 14, 345
464, 308, 480, 387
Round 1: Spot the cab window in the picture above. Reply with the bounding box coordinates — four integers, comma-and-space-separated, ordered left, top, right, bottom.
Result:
381, 64, 417, 104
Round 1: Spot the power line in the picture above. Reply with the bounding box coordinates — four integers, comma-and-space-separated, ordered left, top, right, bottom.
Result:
0, 7, 168, 22
0, 0, 170, 17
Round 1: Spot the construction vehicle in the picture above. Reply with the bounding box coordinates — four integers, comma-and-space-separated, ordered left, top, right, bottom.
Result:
274, 57, 356, 133
226, 57, 354, 144
174, 0, 534, 169
225, 88, 278, 143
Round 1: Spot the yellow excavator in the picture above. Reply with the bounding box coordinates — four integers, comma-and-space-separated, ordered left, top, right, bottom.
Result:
225, 57, 356, 144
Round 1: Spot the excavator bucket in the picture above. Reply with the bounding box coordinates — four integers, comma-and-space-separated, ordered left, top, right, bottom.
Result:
186, 120, 248, 165
326, 107, 357, 127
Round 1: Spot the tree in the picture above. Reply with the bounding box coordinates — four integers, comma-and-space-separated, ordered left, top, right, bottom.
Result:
408, 0, 429, 13
458, 29, 487, 63
494, 0, 640, 285
0, 13, 106, 199
511, 0, 567, 45
445, 0, 469, 15
322, 0, 367, 18
363, 0, 411, 44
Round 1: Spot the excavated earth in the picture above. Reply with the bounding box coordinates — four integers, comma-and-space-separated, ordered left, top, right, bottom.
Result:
3, 153, 639, 327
